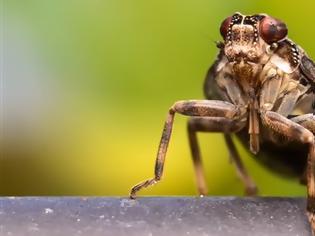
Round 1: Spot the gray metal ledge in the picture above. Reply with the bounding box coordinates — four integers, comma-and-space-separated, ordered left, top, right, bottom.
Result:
0, 197, 312, 236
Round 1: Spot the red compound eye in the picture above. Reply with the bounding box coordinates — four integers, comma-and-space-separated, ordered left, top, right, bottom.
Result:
220, 16, 232, 39
259, 16, 288, 43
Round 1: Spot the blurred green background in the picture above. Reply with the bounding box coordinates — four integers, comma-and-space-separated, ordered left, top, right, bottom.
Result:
2, 0, 315, 196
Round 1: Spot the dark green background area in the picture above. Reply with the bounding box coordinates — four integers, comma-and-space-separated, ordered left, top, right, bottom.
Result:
2, 0, 315, 196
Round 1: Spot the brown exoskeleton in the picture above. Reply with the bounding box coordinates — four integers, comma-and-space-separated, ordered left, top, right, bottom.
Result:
130, 12, 315, 232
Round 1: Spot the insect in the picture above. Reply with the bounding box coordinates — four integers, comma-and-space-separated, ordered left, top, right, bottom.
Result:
130, 12, 315, 232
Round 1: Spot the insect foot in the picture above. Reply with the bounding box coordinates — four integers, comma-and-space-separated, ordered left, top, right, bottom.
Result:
245, 185, 258, 196
129, 178, 158, 199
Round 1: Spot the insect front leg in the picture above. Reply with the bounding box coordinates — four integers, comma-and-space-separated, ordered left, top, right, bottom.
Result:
261, 111, 315, 230
130, 100, 243, 199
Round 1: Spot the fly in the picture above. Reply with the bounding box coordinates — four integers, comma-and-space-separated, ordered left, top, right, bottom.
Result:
130, 12, 315, 233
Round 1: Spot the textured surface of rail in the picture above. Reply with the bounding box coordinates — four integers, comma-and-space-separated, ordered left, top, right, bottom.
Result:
0, 197, 312, 236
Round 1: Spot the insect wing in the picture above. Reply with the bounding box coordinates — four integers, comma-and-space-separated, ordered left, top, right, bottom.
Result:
300, 54, 315, 85
203, 49, 227, 100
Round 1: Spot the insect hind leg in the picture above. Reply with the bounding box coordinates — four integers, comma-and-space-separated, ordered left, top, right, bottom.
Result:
224, 134, 258, 196
187, 117, 243, 195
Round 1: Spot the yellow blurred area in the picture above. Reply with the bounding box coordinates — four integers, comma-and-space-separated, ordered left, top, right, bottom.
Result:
2, 0, 315, 196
